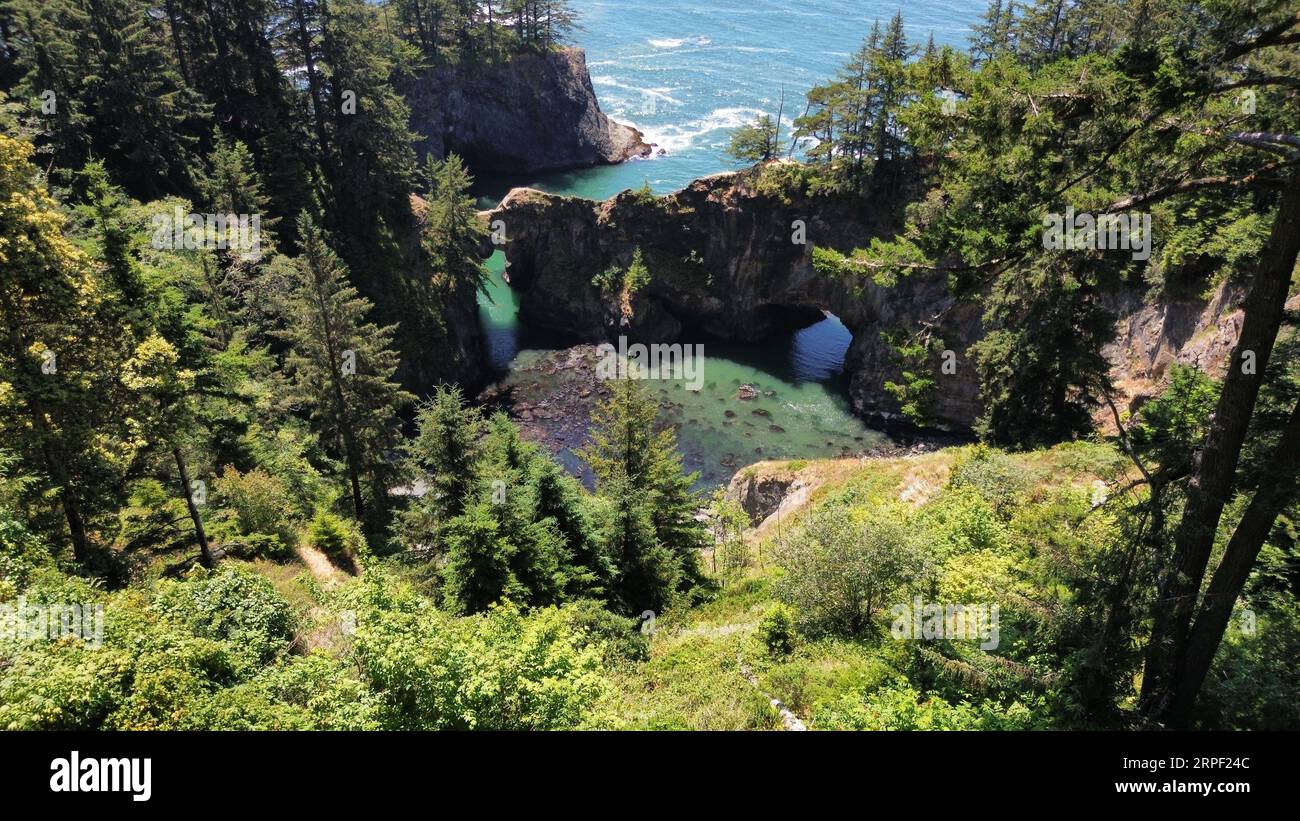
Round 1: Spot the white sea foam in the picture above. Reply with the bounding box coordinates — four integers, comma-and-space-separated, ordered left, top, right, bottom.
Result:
648, 35, 712, 49
591, 76, 682, 105
629, 106, 767, 153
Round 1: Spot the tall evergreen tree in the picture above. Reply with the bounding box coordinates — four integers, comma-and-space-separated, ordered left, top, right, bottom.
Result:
421, 152, 489, 298
273, 213, 414, 525
579, 378, 705, 612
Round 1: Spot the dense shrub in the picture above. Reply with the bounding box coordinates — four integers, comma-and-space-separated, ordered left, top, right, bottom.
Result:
153, 566, 295, 667
190, 653, 382, 730
214, 467, 300, 555
346, 574, 607, 729
1195, 591, 1300, 730
759, 603, 796, 656
0, 509, 52, 599
774, 503, 928, 638
308, 510, 366, 573
948, 446, 1036, 519
813, 684, 1046, 730
567, 598, 650, 665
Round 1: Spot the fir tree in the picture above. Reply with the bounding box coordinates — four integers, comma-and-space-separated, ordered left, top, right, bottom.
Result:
273, 213, 414, 525
579, 378, 706, 612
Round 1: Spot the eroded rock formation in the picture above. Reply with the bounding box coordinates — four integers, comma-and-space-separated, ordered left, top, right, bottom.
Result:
486, 170, 1253, 434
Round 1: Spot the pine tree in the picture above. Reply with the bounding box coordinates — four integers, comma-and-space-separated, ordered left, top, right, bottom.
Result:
531, 454, 610, 597
400, 384, 482, 526
478, 412, 571, 606
579, 378, 705, 612
421, 152, 489, 298
726, 114, 779, 165
3, 0, 91, 177
871, 12, 915, 176
74, 0, 206, 197
970, 0, 1017, 64
273, 213, 414, 525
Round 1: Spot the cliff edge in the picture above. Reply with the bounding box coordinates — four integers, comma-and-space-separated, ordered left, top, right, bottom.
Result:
404, 48, 652, 174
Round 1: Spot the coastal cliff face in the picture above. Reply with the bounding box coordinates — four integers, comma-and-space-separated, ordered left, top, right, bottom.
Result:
487, 171, 1249, 433
404, 48, 651, 174
488, 170, 984, 430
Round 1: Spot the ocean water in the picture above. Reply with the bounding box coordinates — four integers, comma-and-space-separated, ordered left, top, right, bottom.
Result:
475, 0, 987, 486
474, 0, 986, 202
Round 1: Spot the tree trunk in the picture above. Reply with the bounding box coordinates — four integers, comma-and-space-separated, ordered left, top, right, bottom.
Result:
163, 0, 191, 85
1164, 397, 1300, 726
174, 447, 212, 568
292, 0, 332, 163
1140, 182, 1300, 721
38, 431, 90, 565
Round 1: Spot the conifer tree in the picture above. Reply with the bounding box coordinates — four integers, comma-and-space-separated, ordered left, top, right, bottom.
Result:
273, 213, 414, 524
421, 152, 490, 299
726, 114, 779, 165
399, 384, 482, 528
579, 378, 705, 612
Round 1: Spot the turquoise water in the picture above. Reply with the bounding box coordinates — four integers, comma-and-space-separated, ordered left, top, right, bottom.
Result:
475, 0, 987, 485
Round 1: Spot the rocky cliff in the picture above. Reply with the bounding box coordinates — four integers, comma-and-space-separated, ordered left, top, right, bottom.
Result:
404, 48, 651, 174
486, 170, 1253, 433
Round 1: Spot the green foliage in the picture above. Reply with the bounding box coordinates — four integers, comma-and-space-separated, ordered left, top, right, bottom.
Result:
190, 652, 381, 731
579, 378, 708, 613
421, 153, 490, 299
214, 467, 299, 556
0, 640, 134, 730
814, 683, 1045, 730
708, 490, 750, 583
565, 599, 650, 665
881, 328, 946, 426
0, 456, 54, 597
272, 213, 415, 525
774, 503, 929, 638
947, 445, 1037, 516
308, 510, 367, 572
347, 575, 606, 729
400, 385, 482, 527
790, 12, 916, 190
727, 114, 780, 164
1195, 590, 1300, 730
593, 247, 652, 325
760, 603, 797, 656
1130, 364, 1219, 476
396, 389, 612, 613
153, 566, 295, 667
